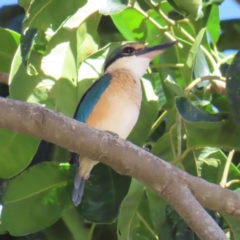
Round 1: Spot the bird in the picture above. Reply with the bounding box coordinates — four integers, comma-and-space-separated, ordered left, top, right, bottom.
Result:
71, 41, 177, 206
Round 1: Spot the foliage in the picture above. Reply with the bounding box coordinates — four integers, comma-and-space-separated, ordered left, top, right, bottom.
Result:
0, 0, 239, 239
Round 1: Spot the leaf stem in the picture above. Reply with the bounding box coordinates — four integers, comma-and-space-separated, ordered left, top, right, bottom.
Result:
177, 114, 182, 158
148, 110, 168, 138
226, 179, 240, 188
154, 3, 218, 72
151, 63, 184, 68
87, 223, 96, 240
136, 1, 182, 48
134, 5, 167, 30
137, 212, 159, 240
220, 150, 235, 188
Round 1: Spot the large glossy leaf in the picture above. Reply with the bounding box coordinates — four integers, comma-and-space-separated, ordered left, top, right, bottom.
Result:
0, 129, 40, 178
175, 97, 240, 151
226, 50, 240, 124
79, 163, 131, 223
111, 8, 147, 42
176, 97, 224, 123
0, 28, 20, 73
10, 7, 100, 116
21, 0, 88, 62
1, 163, 75, 236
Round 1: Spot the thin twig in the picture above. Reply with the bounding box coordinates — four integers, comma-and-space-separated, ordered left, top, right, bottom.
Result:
220, 150, 235, 188
184, 75, 226, 96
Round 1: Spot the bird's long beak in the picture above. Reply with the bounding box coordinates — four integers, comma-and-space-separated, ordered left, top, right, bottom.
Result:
137, 41, 177, 59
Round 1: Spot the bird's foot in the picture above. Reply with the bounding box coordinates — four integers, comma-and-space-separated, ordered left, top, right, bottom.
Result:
105, 131, 119, 138
143, 147, 150, 152
143, 144, 152, 152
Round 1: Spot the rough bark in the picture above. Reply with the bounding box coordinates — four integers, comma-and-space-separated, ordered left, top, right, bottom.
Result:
0, 97, 238, 239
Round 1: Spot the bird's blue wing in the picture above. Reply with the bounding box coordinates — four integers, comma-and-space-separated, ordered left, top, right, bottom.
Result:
74, 73, 112, 123
71, 73, 112, 205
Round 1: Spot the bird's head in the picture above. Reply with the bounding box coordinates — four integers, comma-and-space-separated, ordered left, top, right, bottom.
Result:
104, 41, 176, 78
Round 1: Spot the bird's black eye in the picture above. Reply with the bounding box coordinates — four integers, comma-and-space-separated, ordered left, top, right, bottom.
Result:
122, 46, 135, 55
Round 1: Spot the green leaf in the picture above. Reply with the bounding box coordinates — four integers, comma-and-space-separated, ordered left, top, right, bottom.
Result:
79, 164, 131, 223
221, 212, 240, 240
226, 50, 240, 124
175, 97, 240, 153
111, 8, 147, 42
164, 76, 185, 97
176, 97, 224, 123
184, 118, 240, 151
21, 0, 88, 62
167, 0, 204, 20
146, 188, 172, 240
193, 48, 210, 88
9, 47, 76, 117
118, 179, 156, 240
146, 10, 166, 44
218, 20, 240, 51
0, 129, 40, 178
206, 5, 220, 44
199, 148, 226, 183
151, 132, 178, 162
177, 100, 240, 151
0, 28, 20, 73
186, 27, 206, 70
128, 78, 159, 146
10, 8, 100, 117
1, 163, 74, 236
18, 0, 32, 9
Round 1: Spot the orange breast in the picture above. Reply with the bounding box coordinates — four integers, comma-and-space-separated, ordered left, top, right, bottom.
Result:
86, 70, 142, 139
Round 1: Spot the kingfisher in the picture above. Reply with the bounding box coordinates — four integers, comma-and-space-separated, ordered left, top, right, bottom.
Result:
71, 41, 176, 206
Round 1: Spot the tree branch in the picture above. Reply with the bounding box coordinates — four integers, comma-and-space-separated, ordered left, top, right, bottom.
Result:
0, 97, 239, 239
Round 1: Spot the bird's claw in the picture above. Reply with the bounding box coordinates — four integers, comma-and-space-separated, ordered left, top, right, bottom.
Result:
105, 131, 119, 138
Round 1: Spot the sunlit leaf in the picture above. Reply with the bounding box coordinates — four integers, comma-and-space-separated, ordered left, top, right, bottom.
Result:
0, 28, 20, 73
0, 129, 40, 178
206, 5, 220, 44
111, 8, 147, 42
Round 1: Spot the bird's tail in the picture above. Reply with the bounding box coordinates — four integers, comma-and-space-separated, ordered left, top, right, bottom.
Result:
70, 153, 85, 206
70, 154, 98, 206
72, 171, 85, 206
